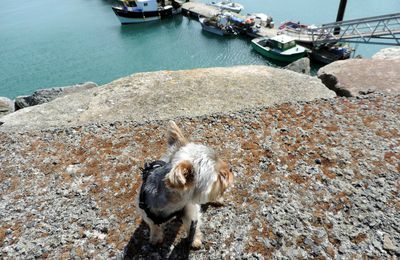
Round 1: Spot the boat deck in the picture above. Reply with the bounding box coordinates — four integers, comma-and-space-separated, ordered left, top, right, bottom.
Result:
181, 2, 278, 38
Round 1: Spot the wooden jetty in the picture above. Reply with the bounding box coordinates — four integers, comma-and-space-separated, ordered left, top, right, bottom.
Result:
181, 2, 277, 38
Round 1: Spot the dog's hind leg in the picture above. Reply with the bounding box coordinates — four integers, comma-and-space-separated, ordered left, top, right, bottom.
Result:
183, 203, 202, 249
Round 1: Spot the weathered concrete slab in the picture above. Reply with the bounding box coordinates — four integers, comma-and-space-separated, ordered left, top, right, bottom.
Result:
14, 82, 97, 110
372, 47, 400, 60
0, 97, 14, 118
0, 66, 335, 130
317, 59, 400, 97
284, 57, 310, 75
0, 93, 399, 258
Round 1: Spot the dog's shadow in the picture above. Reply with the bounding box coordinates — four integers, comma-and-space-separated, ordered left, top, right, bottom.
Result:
123, 203, 221, 259
123, 218, 192, 259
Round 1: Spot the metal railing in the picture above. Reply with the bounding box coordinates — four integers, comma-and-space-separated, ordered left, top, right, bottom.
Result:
310, 13, 400, 46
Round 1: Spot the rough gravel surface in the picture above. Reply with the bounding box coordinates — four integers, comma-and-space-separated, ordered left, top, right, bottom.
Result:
1, 93, 399, 259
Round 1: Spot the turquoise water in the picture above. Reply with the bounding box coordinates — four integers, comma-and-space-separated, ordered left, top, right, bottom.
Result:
1, 0, 399, 99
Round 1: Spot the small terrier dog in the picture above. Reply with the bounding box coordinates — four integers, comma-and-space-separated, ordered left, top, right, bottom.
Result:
136, 121, 234, 248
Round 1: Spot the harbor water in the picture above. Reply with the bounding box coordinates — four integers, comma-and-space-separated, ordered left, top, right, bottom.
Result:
0, 0, 399, 99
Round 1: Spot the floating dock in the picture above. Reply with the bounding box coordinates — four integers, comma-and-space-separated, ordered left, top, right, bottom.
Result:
181, 2, 278, 38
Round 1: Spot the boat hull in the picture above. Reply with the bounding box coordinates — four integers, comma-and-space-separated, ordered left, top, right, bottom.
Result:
309, 47, 351, 64
210, 5, 242, 13
199, 18, 234, 36
251, 40, 306, 63
201, 24, 225, 36
209, 2, 243, 13
112, 6, 180, 24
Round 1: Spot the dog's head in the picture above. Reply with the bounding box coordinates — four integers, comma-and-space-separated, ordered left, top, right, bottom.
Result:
164, 121, 234, 203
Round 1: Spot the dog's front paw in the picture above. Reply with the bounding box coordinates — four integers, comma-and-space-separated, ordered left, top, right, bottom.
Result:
150, 236, 163, 245
191, 238, 202, 249
209, 196, 225, 207
149, 232, 164, 245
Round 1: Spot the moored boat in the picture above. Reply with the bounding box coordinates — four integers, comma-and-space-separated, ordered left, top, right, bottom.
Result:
278, 21, 333, 44
112, 0, 181, 24
278, 21, 309, 31
199, 14, 238, 36
248, 13, 274, 28
209, 1, 244, 13
216, 12, 274, 37
309, 43, 353, 64
251, 35, 308, 63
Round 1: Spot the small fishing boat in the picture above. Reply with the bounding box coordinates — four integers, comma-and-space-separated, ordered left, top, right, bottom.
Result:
251, 35, 308, 63
309, 43, 353, 64
224, 12, 274, 37
248, 13, 274, 28
209, 1, 244, 13
199, 14, 238, 36
278, 21, 332, 44
112, 0, 181, 24
278, 21, 310, 31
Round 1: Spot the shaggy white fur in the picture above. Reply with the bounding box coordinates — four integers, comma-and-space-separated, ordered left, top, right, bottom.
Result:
136, 121, 234, 248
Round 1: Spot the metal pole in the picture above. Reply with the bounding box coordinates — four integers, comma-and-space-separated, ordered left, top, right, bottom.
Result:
334, 0, 347, 35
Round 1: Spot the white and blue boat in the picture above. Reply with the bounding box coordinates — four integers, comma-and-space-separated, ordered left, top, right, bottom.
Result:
112, 0, 182, 24
209, 1, 244, 13
199, 14, 238, 36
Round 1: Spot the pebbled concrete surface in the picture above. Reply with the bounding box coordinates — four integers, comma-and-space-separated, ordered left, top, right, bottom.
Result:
1, 93, 399, 259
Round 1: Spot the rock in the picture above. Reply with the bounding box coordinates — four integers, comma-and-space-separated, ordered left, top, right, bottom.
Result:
383, 235, 396, 252
372, 47, 400, 60
0, 97, 14, 117
284, 57, 311, 75
14, 82, 97, 110
14, 96, 31, 111
318, 59, 400, 96
0, 66, 335, 130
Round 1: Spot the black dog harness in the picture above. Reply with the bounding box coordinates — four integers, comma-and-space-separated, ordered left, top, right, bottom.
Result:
139, 160, 184, 225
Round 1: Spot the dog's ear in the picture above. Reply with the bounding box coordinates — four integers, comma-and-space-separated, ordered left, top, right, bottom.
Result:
167, 121, 188, 149
165, 160, 194, 190
217, 160, 234, 189
209, 160, 234, 203
161, 121, 188, 162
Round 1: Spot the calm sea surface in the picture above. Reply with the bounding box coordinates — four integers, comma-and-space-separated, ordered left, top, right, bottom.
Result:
1, 0, 399, 99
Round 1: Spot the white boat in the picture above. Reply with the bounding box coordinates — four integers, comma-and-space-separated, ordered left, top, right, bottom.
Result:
209, 1, 244, 13
112, 0, 181, 24
278, 21, 334, 44
199, 15, 238, 36
248, 13, 274, 28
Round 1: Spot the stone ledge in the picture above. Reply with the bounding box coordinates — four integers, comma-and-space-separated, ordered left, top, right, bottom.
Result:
0, 65, 334, 131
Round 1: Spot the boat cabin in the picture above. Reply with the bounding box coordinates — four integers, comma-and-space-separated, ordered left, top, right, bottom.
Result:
119, 0, 158, 11
270, 35, 296, 51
